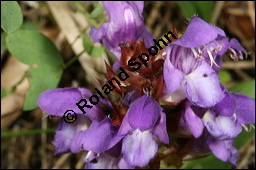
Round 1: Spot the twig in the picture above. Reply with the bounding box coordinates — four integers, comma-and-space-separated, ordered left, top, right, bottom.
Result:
52, 153, 71, 169
222, 61, 255, 69
247, 1, 255, 29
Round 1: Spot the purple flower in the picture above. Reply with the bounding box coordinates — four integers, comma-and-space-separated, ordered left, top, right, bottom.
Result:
163, 16, 247, 108
117, 95, 169, 167
37, 88, 123, 159
37, 88, 112, 121
75, 118, 122, 153
229, 38, 249, 61
85, 153, 119, 169
177, 87, 255, 165
52, 115, 91, 154
90, 1, 153, 60
190, 131, 239, 166
84, 153, 134, 169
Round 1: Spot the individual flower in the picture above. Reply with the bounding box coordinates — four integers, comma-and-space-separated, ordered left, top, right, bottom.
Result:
37, 88, 123, 163
52, 115, 91, 154
90, 1, 154, 60
117, 95, 169, 167
176, 87, 255, 165
189, 130, 239, 166
37, 88, 112, 121
163, 16, 248, 107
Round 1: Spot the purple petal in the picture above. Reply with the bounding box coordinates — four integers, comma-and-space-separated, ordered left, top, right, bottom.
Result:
207, 136, 228, 162
233, 93, 255, 124
212, 89, 236, 117
89, 23, 109, 43
152, 112, 169, 144
37, 88, 92, 116
185, 62, 225, 107
173, 16, 226, 48
93, 1, 152, 59
184, 102, 204, 138
123, 91, 140, 106
112, 60, 120, 70
203, 110, 242, 140
117, 111, 133, 136
52, 120, 77, 155
225, 140, 238, 166
122, 129, 158, 167
77, 118, 122, 153
69, 116, 92, 153
118, 158, 135, 169
164, 46, 185, 93
230, 38, 245, 52
160, 85, 186, 104
128, 95, 162, 131
190, 130, 211, 154
85, 153, 118, 169
105, 141, 122, 158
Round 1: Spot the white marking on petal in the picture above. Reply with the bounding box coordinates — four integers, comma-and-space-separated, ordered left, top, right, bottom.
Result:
232, 113, 237, 122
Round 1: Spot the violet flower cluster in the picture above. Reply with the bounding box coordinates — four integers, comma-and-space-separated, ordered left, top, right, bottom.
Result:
37, 1, 255, 169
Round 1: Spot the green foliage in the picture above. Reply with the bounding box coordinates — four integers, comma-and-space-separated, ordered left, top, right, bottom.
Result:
1, 32, 7, 52
181, 155, 232, 169
218, 70, 232, 84
176, 1, 212, 22
1, 128, 55, 138
20, 22, 39, 31
90, 5, 105, 19
229, 79, 255, 98
6, 30, 64, 110
82, 32, 104, 58
1, 1, 23, 33
1, 89, 13, 98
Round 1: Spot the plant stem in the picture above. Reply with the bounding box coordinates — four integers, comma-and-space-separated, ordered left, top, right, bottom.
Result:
1, 128, 55, 138
62, 50, 85, 69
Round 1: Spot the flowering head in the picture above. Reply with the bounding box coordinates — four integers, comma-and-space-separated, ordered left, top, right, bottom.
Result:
36, 1, 255, 169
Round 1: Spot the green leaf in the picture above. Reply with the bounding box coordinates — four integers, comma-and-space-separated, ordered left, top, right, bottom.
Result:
1, 89, 13, 98
194, 1, 212, 22
234, 128, 255, 149
1, 32, 7, 52
90, 5, 105, 19
181, 155, 232, 169
1, 1, 23, 33
90, 46, 104, 58
218, 70, 232, 84
82, 32, 103, 58
20, 22, 39, 31
82, 32, 93, 53
6, 30, 64, 110
229, 79, 255, 98
176, 1, 196, 19
176, 1, 212, 22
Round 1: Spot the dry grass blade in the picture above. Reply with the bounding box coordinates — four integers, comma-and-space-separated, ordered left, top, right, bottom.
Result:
46, 1, 109, 89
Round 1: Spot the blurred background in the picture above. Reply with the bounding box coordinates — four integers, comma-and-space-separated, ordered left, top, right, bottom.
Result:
1, 1, 255, 169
